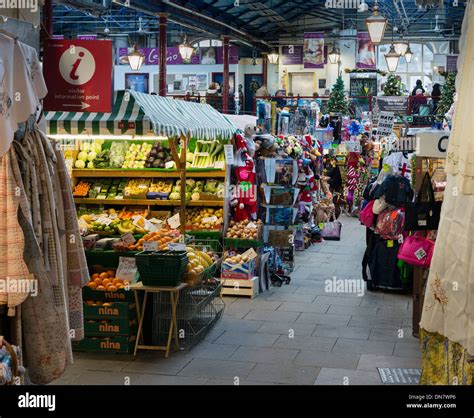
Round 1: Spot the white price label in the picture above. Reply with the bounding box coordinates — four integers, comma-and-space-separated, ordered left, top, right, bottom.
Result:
144, 220, 157, 233
143, 241, 158, 252
224, 144, 234, 165
415, 247, 427, 260
132, 215, 146, 228
116, 257, 137, 282
96, 216, 112, 226
168, 243, 186, 251
121, 232, 136, 245
202, 216, 218, 224
167, 213, 181, 229
165, 161, 175, 169
246, 222, 257, 229
148, 218, 163, 229
214, 161, 225, 170
114, 195, 124, 200
241, 247, 258, 260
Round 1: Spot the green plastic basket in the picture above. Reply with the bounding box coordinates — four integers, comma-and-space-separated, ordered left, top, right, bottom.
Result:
223, 237, 263, 249
135, 250, 188, 286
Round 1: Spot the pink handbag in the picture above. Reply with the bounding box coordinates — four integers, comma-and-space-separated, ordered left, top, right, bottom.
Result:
359, 200, 375, 228
397, 232, 434, 268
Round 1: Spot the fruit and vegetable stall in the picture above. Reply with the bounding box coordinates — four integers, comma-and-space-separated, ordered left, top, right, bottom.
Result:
46, 91, 236, 354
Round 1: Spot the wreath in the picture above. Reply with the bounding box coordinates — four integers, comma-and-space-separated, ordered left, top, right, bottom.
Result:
345, 68, 387, 76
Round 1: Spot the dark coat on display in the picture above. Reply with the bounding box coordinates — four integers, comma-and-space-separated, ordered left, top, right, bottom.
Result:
374, 175, 414, 206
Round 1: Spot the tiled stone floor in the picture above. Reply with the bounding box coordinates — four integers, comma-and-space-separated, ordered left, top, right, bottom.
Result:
51, 215, 420, 386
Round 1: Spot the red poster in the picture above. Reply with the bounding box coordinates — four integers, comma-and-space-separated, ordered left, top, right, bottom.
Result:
43, 40, 113, 113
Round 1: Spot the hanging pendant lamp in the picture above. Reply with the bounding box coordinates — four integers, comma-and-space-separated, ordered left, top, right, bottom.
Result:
267, 49, 279, 64
328, 43, 340, 64
127, 44, 145, 71
404, 44, 413, 63
366, 0, 388, 44
179, 35, 194, 61
393, 41, 408, 56
385, 44, 400, 72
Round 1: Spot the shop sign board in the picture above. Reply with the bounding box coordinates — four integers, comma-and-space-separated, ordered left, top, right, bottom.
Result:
377, 111, 395, 137
43, 40, 113, 112
281, 45, 304, 65
372, 96, 409, 117
416, 130, 449, 159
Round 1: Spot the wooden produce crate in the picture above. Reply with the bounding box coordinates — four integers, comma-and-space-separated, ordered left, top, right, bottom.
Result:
220, 276, 258, 299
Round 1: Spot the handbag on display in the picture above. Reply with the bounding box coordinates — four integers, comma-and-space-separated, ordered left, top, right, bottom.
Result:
397, 232, 435, 269
375, 207, 405, 240
405, 173, 442, 231
321, 221, 342, 241
431, 167, 447, 202
359, 199, 376, 228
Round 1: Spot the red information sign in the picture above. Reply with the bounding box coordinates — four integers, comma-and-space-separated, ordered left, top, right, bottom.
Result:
43, 40, 113, 113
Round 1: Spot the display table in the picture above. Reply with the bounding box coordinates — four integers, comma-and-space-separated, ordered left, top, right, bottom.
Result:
130, 282, 187, 357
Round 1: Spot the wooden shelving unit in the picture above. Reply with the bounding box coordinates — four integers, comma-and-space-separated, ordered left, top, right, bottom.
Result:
73, 169, 226, 179
73, 198, 224, 207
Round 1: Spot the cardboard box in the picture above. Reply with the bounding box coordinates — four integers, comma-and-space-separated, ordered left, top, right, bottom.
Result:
221, 248, 257, 280
84, 317, 137, 337
83, 301, 136, 319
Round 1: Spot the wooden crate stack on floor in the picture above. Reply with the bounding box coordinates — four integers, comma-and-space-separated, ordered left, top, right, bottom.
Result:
221, 276, 259, 298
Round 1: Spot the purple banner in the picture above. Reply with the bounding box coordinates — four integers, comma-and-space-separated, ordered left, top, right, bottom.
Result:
77, 34, 98, 40
303, 32, 325, 69
282, 45, 303, 65
216, 46, 239, 64
446, 55, 458, 72
356, 32, 376, 69
117, 46, 239, 66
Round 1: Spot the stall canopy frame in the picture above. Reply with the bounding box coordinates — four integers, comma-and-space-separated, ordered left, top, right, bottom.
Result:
45, 90, 237, 140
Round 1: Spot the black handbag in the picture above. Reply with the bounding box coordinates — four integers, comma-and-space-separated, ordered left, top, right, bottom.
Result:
405, 173, 442, 231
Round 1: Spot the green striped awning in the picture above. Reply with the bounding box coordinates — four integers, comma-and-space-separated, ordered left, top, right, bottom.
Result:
45, 90, 237, 140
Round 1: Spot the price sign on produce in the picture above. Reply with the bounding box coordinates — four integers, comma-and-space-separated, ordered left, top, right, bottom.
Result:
167, 213, 181, 229
96, 216, 112, 226
169, 243, 186, 251
116, 257, 137, 282
224, 144, 234, 165
121, 233, 136, 245
143, 241, 158, 252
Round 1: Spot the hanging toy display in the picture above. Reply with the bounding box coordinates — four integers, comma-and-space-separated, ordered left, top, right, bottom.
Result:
231, 126, 258, 221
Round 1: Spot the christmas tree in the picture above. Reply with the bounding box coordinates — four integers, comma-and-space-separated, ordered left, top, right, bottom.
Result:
383, 74, 403, 96
437, 72, 457, 119
327, 76, 349, 114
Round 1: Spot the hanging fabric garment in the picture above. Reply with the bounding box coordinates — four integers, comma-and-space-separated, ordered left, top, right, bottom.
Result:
420, 1, 474, 385
0, 34, 43, 157
0, 152, 32, 315
11, 133, 71, 384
